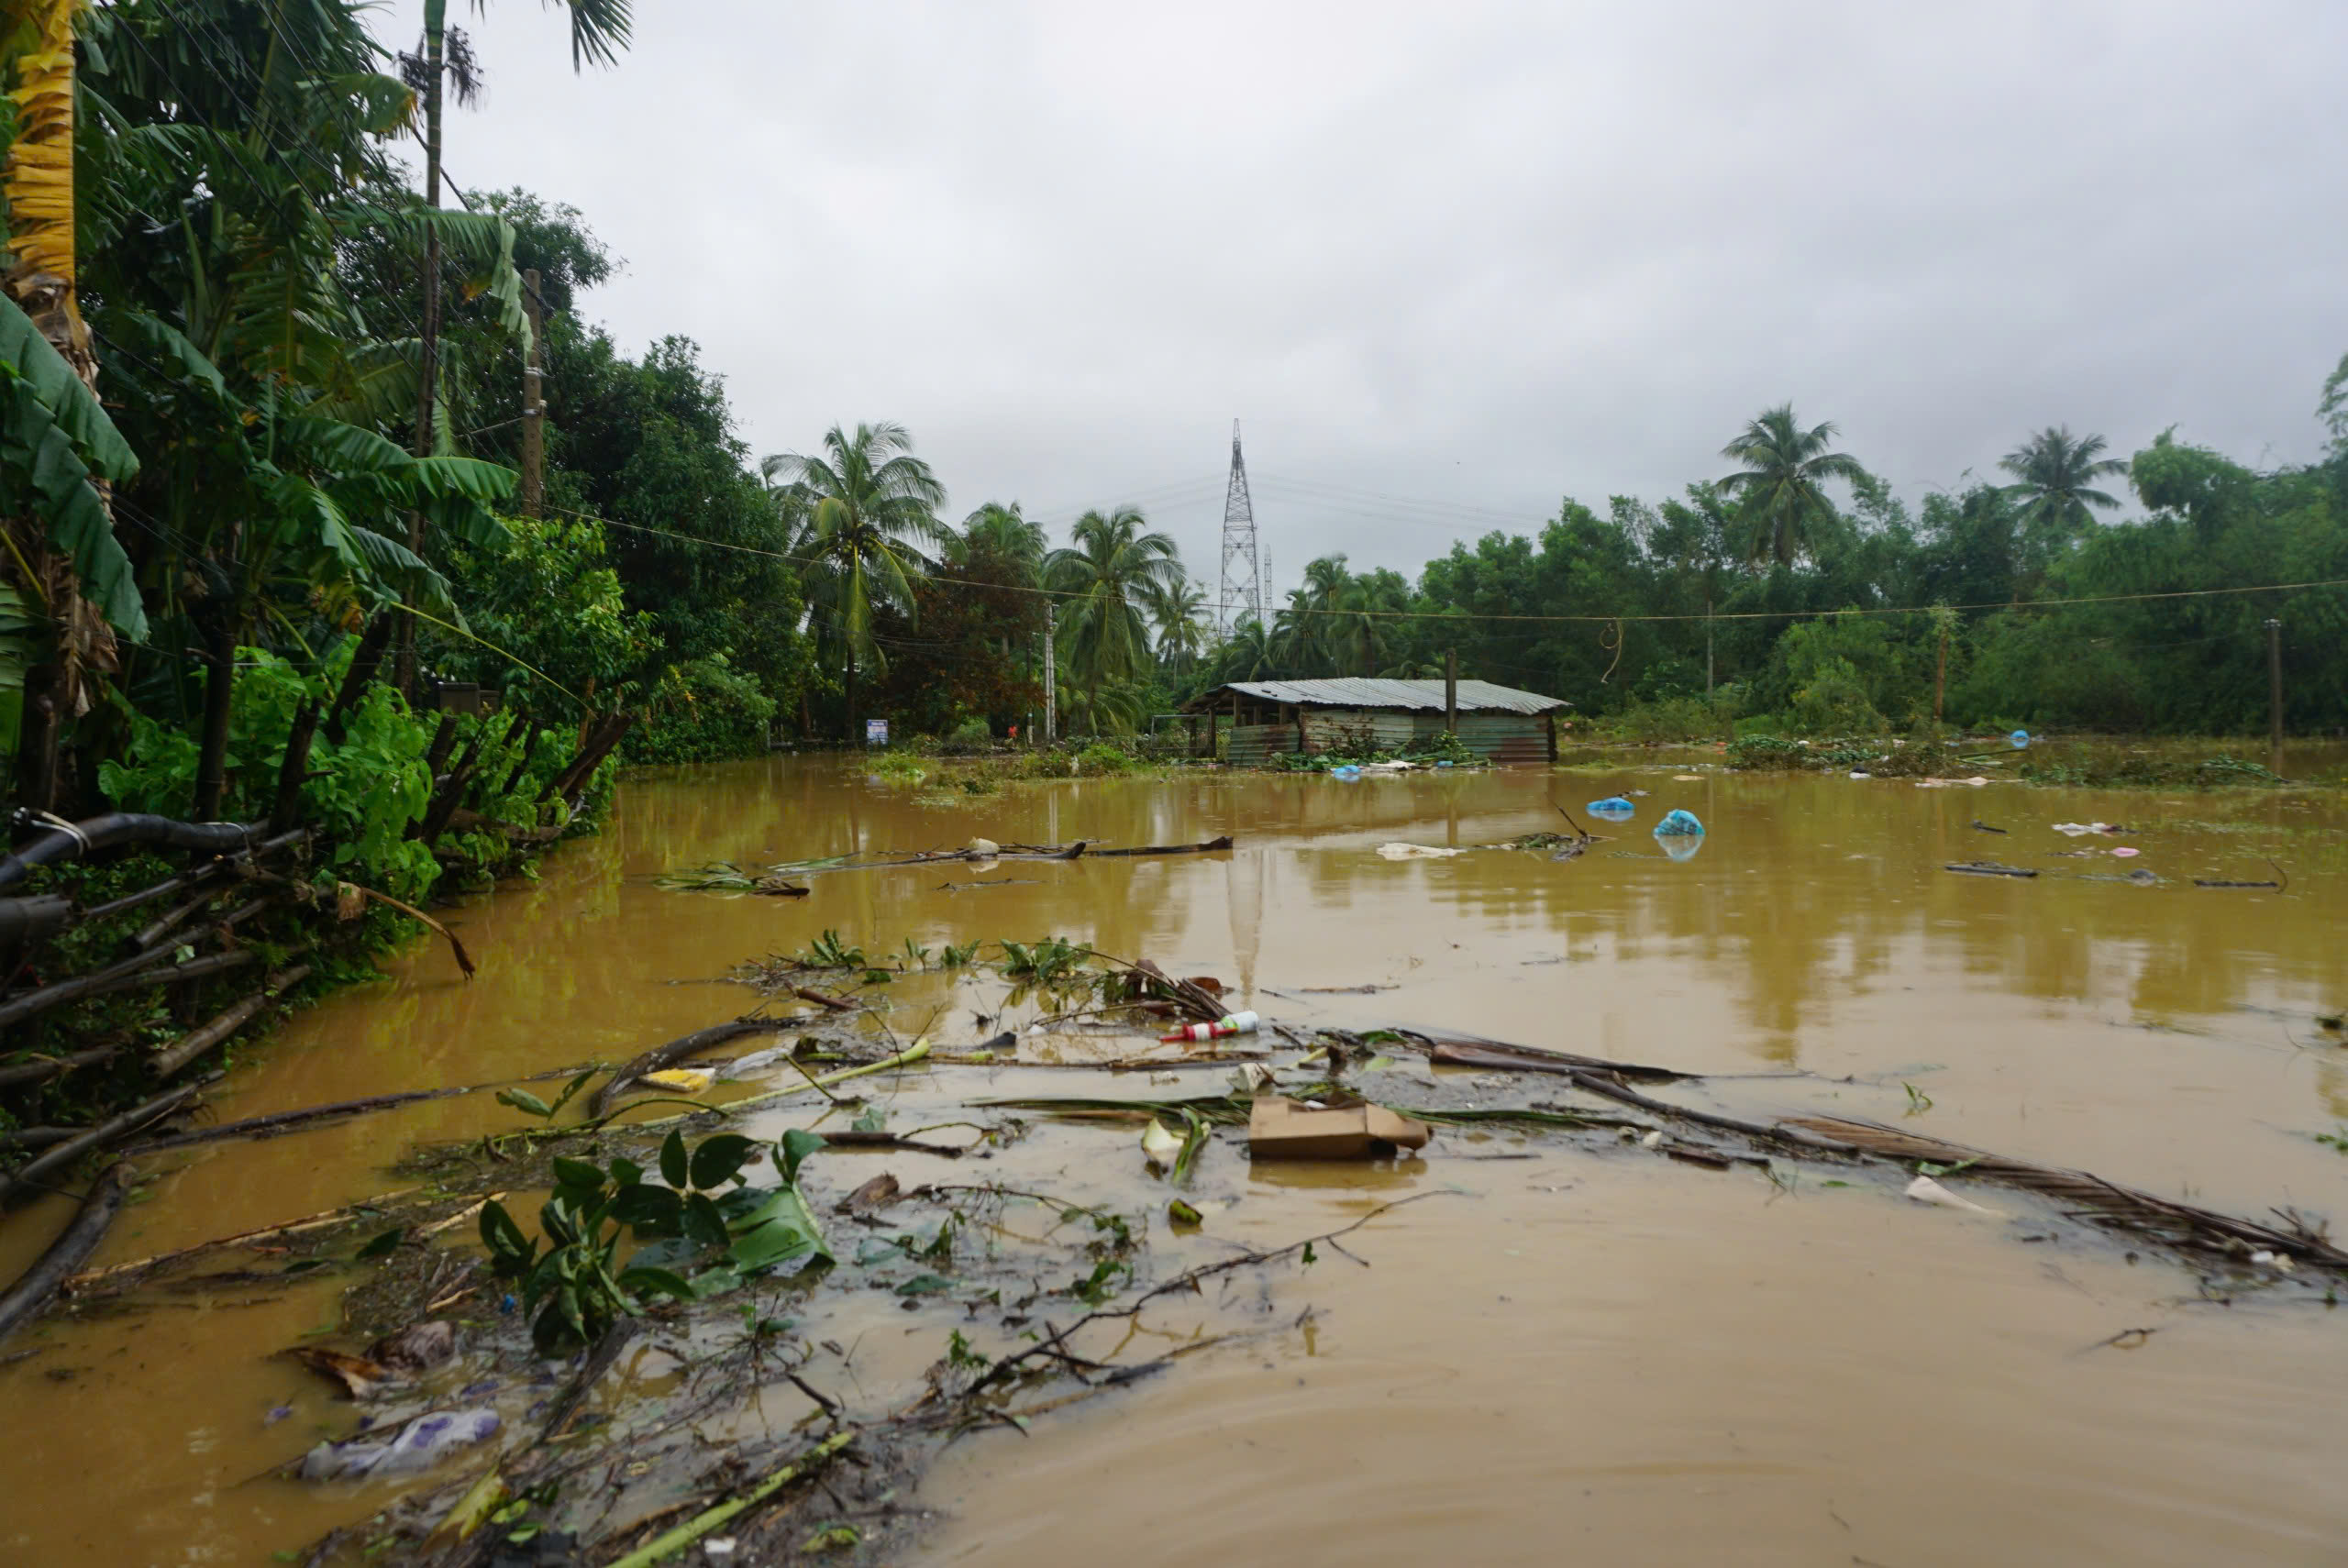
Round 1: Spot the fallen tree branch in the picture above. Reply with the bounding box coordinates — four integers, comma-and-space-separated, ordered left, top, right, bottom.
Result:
540, 1319, 640, 1442
792, 984, 858, 1012
67, 1186, 426, 1289
0, 944, 256, 1032
73, 828, 309, 924
1419, 1036, 1691, 1084
1559, 1070, 1859, 1154
150, 964, 312, 1079
0, 1044, 118, 1091
593, 1018, 792, 1119
0, 1083, 205, 1208
0, 1162, 131, 1344
123, 1086, 474, 1154
967, 1191, 1455, 1392
1776, 1112, 2348, 1269
1088, 835, 1236, 857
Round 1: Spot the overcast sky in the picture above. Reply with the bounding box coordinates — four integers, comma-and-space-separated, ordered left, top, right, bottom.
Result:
396, 1, 2348, 606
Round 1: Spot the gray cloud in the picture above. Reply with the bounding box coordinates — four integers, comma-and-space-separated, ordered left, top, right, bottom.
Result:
413, 0, 2348, 600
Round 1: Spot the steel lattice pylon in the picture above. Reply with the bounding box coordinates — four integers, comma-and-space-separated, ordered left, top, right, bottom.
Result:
1217, 419, 1262, 632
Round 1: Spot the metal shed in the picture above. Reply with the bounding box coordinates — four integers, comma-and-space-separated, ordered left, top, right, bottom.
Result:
1180, 678, 1571, 767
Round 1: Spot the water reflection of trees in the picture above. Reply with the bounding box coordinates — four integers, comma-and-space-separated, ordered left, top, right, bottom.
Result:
599, 761, 2344, 1071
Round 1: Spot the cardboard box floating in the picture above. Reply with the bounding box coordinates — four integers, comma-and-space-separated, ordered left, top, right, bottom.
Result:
1247, 1096, 1434, 1160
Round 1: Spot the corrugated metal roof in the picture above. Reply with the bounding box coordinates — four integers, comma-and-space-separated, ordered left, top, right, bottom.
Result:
1191, 678, 1570, 714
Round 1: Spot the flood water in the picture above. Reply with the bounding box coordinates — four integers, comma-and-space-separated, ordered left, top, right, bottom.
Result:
4, 752, 2345, 1564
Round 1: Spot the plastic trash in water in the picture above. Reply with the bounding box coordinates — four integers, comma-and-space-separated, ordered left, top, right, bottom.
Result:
301, 1408, 500, 1481
1328, 765, 1363, 781
1587, 796, 1636, 820
1653, 809, 1704, 860
2009, 729, 2031, 749
1160, 1010, 1260, 1044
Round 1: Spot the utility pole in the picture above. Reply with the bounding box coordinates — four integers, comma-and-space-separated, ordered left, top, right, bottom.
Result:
520, 268, 544, 517
1043, 602, 1057, 744
1705, 598, 1714, 698
1935, 628, 1948, 722
2265, 617, 2284, 760
1445, 647, 1458, 735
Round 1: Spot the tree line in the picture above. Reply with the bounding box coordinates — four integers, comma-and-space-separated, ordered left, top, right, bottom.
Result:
5, 0, 2345, 838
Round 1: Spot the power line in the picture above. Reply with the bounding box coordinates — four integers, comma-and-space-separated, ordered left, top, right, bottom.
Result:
558, 504, 2348, 631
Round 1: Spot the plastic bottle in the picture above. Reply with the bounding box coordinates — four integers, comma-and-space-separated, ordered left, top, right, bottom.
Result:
1159, 1010, 1260, 1044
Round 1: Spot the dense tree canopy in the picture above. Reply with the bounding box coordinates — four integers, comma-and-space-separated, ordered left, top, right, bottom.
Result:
3, 0, 2342, 815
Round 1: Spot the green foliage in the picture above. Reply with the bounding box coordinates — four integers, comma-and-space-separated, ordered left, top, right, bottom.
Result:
1725, 734, 1809, 771
946, 715, 993, 746
1047, 508, 1184, 734
92, 641, 589, 898
2013, 742, 2287, 789
1605, 692, 1737, 743
998, 936, 1090, 987
494, 1070, 597, 1122
867, 750, 927, 785
797, 930, 869, 969
0, 304, 145, 636
627, 655, 778, 765
433, 513, 654, 708
476, 1128, 827, 1355
1071, 740, 1136, 776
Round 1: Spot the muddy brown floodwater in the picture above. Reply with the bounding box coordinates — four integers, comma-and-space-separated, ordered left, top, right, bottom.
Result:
4, 752, 2346, 1565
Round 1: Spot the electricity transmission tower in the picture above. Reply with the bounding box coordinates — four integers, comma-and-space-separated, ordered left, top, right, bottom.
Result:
1218, 420, 1263, 632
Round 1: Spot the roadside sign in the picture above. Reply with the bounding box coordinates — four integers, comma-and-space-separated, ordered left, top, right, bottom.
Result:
866, 719, 889, 746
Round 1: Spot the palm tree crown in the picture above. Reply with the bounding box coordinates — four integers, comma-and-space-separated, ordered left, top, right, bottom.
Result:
763, 421, 947, 738
952, 501, 1047, 584
1999, 425, 2126, 544
1717, 404, 1867, 567
1045, 506, 1183, 733
1141, 576, 1208, 671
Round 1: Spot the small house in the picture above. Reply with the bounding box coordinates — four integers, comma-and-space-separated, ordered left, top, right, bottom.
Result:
1180, 678, 1571, 766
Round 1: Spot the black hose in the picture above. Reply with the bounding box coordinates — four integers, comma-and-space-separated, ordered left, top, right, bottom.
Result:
0, 813, 267, 892
0, 894, 72, 948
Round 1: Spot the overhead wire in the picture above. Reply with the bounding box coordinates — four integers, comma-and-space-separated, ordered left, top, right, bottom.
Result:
553, 504, 2348, 630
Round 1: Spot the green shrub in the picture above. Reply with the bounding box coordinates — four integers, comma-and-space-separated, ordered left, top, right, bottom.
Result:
1725, 735, 1808, 771
626, 656, 776, 765
1072, 740, 1135, 776
946, 716, 993, 746
1787, 656, 1889, 734
1610, 692, 1735, 743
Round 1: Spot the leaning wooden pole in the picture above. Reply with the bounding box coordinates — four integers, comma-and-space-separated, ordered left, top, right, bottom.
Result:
0, 1162, 129, 1344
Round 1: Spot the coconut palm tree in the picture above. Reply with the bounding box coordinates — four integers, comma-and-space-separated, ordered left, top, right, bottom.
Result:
1999, 425, 2126, 547
952, 501, 1047, 584
397, 0, 628, 690
1210, 615, 1275, 685
1141, 576, 1208, 675
763, 423, 947, 741
1045, 506, 1182, 732
1328, 573, 1403, 676
1717, 404, 1867, 568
